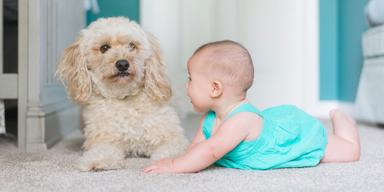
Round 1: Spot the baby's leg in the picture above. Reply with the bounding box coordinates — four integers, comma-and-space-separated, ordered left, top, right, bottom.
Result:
321, 109, 360, 163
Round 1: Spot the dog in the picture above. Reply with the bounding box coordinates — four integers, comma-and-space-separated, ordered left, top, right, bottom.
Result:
57, 17, 188, 171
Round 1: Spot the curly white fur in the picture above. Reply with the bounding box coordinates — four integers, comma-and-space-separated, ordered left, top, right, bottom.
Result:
57, 17, 188, 171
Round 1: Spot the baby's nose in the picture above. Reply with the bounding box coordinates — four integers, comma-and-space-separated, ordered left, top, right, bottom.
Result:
115, 59, 130, 71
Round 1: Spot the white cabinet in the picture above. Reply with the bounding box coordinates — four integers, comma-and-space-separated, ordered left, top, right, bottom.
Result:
16, 0, 84, 151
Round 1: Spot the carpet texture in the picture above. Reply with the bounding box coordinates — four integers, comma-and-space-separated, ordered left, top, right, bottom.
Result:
1, 116, 384, 192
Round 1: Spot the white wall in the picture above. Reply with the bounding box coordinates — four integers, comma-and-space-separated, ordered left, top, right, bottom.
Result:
141, 0, 320, 116
141, 0, 218, 116
237, 1, 304, 109
141, 0, 180, 113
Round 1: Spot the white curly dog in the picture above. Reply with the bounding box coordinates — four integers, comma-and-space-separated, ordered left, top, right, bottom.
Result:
57, 17, 188, 171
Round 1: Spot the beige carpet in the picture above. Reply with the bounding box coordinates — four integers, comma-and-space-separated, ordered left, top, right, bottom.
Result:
1, 116, 384, 192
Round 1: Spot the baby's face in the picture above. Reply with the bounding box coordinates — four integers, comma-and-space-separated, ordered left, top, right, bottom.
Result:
186, 55, 212, 113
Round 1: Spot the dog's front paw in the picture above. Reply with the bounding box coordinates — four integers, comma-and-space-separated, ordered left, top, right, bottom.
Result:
151, 136, 189, 160
76, 156, 123, 172
75, 143, 125, 171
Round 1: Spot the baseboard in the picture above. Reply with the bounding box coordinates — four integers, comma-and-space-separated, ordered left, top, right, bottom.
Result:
306, 101, 339, 119
25, 99, 81, 152
337, 102, 359, 117
307, 100, 377, 124
26, 143, 48, 151
44, 103, 81, 149
183, 101, 354, 120
181, 99, 375, 125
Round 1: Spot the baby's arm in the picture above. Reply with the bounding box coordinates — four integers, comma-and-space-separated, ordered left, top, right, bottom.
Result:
145, 114, 252, 173
173, 128, 247, 173
186, 115, 206, 152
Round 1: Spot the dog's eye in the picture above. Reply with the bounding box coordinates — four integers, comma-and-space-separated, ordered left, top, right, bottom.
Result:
100, 44, 111, 53
128, 42, 136, 51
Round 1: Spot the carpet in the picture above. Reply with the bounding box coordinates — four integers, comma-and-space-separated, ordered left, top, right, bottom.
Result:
1, 115, 384, 192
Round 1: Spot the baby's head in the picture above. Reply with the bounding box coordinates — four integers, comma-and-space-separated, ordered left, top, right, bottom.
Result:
187, 40, 254, 95
190, 40, 253, 92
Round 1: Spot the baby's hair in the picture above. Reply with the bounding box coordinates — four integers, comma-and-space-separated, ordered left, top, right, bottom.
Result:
193, 40, 254, 92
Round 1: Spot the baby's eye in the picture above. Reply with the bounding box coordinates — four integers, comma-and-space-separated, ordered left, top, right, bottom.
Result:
188, 76, 192, 81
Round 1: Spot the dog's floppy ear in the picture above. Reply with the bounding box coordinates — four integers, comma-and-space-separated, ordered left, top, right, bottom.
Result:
144, 33, 172, 104
56, 36, 92, 104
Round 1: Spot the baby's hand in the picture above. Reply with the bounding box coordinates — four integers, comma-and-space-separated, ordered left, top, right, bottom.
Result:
143, 158, 175, 173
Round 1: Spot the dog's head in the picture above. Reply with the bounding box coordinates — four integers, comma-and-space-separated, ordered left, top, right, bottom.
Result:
57, 17, 171, 104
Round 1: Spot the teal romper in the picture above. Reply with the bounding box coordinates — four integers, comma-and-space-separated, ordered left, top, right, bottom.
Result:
202, 103, 328, 170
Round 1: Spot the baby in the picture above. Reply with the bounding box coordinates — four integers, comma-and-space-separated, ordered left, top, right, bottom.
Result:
144, 40, 360, 173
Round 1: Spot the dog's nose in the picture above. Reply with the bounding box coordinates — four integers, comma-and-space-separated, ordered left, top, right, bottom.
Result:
115, 60, 130, 72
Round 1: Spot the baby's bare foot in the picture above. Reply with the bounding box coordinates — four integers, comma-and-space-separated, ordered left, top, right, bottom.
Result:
328, 109, 360, 160
329, 109, 359, 145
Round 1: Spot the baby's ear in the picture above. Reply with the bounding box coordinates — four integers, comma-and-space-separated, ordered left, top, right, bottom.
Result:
56, 36, 92, 104
143, 33, 172, 104
211, 81, 223, 98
